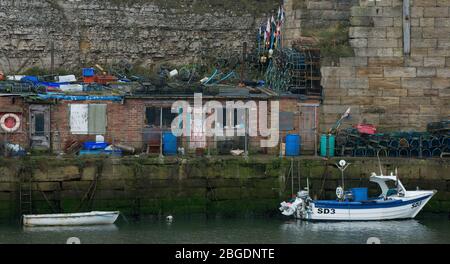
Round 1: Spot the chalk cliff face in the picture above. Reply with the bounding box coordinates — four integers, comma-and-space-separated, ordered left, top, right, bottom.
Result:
0, 0, 274, 73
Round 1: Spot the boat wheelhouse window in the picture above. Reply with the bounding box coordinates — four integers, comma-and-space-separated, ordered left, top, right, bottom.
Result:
145, 107, 177, 128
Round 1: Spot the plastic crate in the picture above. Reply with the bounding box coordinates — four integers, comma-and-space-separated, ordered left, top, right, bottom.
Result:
82, 68, 95, 77
355, 124, 377, 135
95, 75, 118, 85
83, 76, 95, 83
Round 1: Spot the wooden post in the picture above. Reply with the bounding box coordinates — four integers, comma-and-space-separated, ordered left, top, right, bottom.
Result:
403, 0, 411, 55
244, 108, 248, 157
160, 107, 163, 158
241, 42, 247, 83
50, 41, 55, 75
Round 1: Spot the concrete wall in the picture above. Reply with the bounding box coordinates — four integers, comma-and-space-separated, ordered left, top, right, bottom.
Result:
0, 0, 276, 73
0, 156, 449, 221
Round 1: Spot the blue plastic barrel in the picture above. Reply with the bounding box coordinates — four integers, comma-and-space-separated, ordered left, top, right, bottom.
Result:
328, 135, 335, 157
351, 188, 368, 202
320, 134, 328, 157
163, 132, 177, 156
82, 68, 95, 77
285, 134, 300, 156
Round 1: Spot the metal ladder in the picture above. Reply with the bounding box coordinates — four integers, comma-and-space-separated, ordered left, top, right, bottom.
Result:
19, 173, 33, 216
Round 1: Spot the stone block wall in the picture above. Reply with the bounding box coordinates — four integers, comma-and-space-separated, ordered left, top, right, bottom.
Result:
284, 0, 359, 46
320, 0, 450, 131
0, 156, 448, 221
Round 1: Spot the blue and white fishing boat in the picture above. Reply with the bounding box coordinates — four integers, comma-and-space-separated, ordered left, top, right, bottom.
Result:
279, 160, 436, 221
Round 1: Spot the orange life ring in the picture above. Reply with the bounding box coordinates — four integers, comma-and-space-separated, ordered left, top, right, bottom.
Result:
0, 113, 21, 132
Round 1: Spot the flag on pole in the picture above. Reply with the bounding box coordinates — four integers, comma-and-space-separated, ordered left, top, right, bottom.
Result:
280, 5, 285, 24
342, 107, 351, 119
265, 18, 271, 48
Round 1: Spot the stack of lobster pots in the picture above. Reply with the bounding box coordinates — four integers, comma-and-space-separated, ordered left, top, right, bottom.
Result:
335, 121, 450, 158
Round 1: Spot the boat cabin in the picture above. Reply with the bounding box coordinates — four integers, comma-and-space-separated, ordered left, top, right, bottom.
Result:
370, 173, 406, 198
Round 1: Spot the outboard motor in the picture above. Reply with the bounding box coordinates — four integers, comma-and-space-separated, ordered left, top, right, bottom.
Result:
279, 191, 310, 217
279, 197, 303, 216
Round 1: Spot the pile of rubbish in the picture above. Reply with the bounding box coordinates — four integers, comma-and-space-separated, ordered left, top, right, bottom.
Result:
0, 64, 135, 95
62, 136, 136, 157
0, 143, 26, 157
334, 121, 450, 158
78, 141, 123, 157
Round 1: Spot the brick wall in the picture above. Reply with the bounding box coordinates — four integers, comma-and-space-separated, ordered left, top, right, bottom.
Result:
1, 96, 317, 153
50, 99, 146, 151
0, 96, 29, 147
49, 97, 307, 153
320, 0, 450, 132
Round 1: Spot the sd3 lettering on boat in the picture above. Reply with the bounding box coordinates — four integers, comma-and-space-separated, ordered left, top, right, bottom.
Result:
317, 208, 336, 214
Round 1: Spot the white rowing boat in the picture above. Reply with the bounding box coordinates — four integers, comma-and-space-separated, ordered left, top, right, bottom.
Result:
22, 211, 120, 227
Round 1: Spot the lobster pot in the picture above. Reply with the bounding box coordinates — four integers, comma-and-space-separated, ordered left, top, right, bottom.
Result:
285, 134, 301, 156
163, 132, 177, 156
351, 188, 368, 202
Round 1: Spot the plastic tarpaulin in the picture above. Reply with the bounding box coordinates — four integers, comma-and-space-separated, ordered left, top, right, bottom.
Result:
37, 94, 122, 101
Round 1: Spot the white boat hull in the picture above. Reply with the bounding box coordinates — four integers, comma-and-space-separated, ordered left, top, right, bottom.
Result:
23, 211, 120, 227
298, 191, 435, 221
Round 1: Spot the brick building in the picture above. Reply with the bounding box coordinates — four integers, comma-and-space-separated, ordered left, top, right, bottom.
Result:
0, 90, 320, 156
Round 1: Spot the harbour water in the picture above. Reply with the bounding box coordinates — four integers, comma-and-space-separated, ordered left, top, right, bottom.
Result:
0, 213, 449, 244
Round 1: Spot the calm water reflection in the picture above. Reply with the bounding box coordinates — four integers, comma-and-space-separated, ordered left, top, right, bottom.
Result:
0, 214, 449, 244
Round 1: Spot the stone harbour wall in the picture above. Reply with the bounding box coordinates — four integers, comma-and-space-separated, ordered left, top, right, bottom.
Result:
283, 0, 359, 47
319, 0, 450, 131
0, 156, 449, 222
0, 0, 277, 73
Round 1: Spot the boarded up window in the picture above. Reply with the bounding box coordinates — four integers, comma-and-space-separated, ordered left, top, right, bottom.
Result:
70, 104, 107, 135
70, 104, 89, 134
88, 104, 107, 134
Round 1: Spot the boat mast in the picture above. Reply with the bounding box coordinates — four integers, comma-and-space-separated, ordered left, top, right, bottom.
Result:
336, 160, 350, 191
